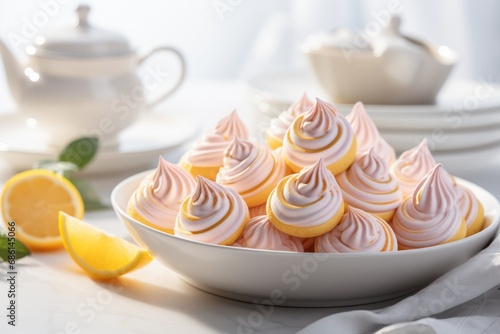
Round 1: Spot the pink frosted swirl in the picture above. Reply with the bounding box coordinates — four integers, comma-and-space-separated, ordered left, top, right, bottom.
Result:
128, 157, 195, 231
236, 215, 304, 252
391, 139, 438, 197
268, 158, 343, 228
316, 207, 398, 253
346, 102, 395, 166
216, 137, 287, 205
183, 110, 249, 166
282, 98, 355, 169
392, 164, 464, 249
268, 93, 313, 140
454, 183, 481, 229
175, 176, 249, 244
214, 109, 250, 140
336, 148, 402, 215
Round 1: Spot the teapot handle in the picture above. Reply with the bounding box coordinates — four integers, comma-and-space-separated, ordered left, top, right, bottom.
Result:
138, 46, 186, 109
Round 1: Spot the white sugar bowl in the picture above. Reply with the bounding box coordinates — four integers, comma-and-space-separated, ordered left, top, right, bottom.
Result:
301, 16, 457, 105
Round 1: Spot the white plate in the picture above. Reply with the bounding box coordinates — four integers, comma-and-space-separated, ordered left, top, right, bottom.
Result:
0, 111, 197, 175
433, 142, 500, 176
381, 127, 500, 153
112, 171, 500, 307
245, 71, 500, 130
245, 71, 500, 153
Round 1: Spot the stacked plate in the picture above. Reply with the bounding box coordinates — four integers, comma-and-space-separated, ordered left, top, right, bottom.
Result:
245, 71, 500, 175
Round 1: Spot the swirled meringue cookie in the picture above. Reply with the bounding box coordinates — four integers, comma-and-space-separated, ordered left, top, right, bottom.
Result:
234, 215, 304, 252
175, 176, 249, 245
179, 110, 249, 181
282, 98, 357, 175
315, 207, 398, 253
127, 157, 196, 234
336, 147, 403, 222
267, 158, 344, 238
266, 93, 313, 149
391, 164, 466, 250
346, 102, 395, 167
454, 183, 484, 236
390, 139, 438, 198
216, 137, 289, 208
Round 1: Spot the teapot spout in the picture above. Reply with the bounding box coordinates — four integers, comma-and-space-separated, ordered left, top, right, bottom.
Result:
0, 39, 26, 102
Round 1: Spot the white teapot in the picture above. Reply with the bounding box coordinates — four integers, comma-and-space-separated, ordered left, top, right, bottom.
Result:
0, 5, 185, 147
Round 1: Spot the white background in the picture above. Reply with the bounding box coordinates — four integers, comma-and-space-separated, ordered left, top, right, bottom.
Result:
0, 0, 499, 82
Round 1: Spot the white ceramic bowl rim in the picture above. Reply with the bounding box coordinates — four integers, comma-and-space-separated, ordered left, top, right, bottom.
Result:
111, 169, 500, 306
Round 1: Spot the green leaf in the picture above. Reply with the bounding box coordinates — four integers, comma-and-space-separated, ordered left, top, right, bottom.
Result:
32, 160, 79, 177
58, 137, 99, 170
33, 137, 107, 212
0, 233, 31, 261
69, 178, 110, 212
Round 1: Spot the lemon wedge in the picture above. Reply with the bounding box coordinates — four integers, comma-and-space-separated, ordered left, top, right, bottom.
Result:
58, 212, 153, 279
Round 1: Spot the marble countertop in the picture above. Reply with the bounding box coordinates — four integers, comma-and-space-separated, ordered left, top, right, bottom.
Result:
1, 210, 402, 334
1, 79, 500, 334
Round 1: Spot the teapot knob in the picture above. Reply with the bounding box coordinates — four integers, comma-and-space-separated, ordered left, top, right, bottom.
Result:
76, 4, 90, 27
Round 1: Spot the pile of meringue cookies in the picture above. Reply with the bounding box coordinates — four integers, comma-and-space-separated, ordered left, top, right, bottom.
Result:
126, 94, 485, 253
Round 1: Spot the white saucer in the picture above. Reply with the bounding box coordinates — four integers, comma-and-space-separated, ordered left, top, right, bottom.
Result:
245, 71, 500, 129
0, 111, 197, 175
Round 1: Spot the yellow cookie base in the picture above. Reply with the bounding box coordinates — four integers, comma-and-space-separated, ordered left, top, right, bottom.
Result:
178, 158, 220, 181
266, 133, 283, 150
444, 218, 467, 243
243, 177, 282, 208
126, 202, 174, 235
267, 196, 345, 238
466, 201, 485, 237
284, 137, 357, 175
220, 212, 250, 246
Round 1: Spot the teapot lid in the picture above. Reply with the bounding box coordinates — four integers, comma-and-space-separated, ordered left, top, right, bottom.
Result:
31, 5, 131, 57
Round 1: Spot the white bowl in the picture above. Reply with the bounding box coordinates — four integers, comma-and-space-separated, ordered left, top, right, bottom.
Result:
111, 171, 500, 307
